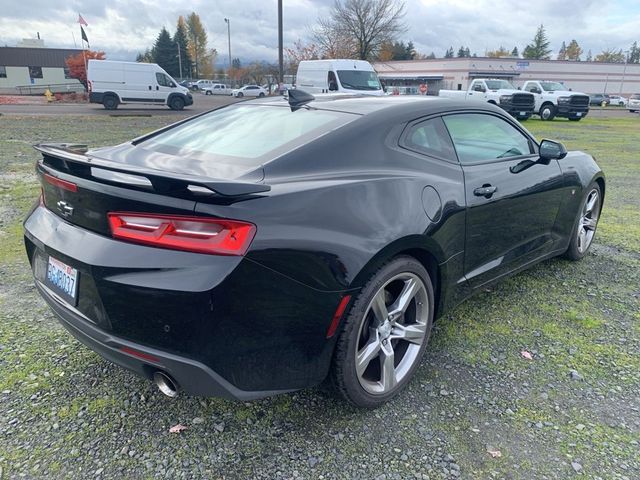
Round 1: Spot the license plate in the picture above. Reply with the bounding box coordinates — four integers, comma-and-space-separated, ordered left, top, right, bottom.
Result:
576, 112, 582, 117
44, 256, 79, 306
520, 111, 526, 116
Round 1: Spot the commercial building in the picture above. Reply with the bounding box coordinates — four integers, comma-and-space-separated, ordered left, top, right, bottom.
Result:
0, 43, 85, 95
373, 57, 640, 96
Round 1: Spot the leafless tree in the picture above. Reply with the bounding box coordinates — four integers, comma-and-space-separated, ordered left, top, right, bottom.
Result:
314, 0, 406, 60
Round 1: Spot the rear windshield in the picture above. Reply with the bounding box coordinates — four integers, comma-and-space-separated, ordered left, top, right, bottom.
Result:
337, 70, 381, 91
139, 104, 356, 164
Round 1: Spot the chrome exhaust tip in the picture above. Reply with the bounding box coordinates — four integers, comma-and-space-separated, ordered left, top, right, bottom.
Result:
153, 371, 179, 398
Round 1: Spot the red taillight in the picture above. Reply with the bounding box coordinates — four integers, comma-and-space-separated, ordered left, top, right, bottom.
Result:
120, 346, 160, 363
44, 173, 78, 192
107, 212, 256, 256
326, 295, 352, 339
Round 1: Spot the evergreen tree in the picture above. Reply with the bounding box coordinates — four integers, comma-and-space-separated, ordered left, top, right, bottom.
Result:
586, 49, 593, 61
232, 58, 241, 69
426, 52, 436, 59
629, 41, 640, 64
406, 41, 416, 60
457, 46, 466, 57
523, 24, 552, 60
444, 46, 454, 58
557, 41, 567, 60
511, 46, 519, 57
152, 27, 179, 77
565, 40, 583, 61
174, 16, 193, 79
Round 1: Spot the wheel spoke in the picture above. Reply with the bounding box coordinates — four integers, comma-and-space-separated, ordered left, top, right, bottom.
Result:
389, 278, 421, 316
356, 330, 381, 376
585, 192, 598, 214
578, 228, 587, 251
391, 322, 427, 345
379, 342, 396, 391
583, 217, 597, 230
370, 290, 389, 324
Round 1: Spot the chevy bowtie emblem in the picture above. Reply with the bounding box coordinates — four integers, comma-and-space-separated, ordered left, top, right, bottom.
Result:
56, 200, 74, 218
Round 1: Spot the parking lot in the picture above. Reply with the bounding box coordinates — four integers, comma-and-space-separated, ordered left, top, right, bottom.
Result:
0, 112, 638, 479
0, 94, 635, 118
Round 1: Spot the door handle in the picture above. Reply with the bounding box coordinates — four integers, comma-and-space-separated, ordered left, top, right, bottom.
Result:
156, 86, 159, 90
473, 185, 497, 197
148, 85, 152, 90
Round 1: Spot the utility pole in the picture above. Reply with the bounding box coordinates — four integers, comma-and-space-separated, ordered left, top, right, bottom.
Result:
177, 43, 183, 79
620, 50, 629, 95
225, 18, 232, 83
278, 0, 283, 83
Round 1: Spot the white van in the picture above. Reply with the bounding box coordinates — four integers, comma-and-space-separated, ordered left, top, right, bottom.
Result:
296, 59, 384, 96
87, 60, 193, 110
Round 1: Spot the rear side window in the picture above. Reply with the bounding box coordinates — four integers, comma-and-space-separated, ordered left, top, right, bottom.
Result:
140, 105, 356, 164
402, 117, 456, 160
442, 113, 533, 164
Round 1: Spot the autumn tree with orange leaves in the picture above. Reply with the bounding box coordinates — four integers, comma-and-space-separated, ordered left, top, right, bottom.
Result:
65, 50, 106, 88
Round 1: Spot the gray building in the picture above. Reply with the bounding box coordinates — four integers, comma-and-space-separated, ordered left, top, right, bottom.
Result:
0, 46, 85, 94
374, 57, 640, 97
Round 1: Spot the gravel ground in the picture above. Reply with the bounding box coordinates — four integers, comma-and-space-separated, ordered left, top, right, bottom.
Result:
0, 114, 638, 480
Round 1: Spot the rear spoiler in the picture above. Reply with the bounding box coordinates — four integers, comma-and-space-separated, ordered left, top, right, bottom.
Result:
34, 143, 271, 197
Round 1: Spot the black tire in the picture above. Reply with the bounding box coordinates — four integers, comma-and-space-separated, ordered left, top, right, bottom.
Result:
258, 92, 265, 97
539, 103, 556, 121
169, 96, 185, 111
564, 182, 602, 261
237, 92, 244, 97
205, 91, 211, 95
103, 95, 118, 110
330, 256, 435, 408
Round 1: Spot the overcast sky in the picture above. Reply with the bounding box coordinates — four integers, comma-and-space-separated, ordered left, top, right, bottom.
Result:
0, 0, 638, 66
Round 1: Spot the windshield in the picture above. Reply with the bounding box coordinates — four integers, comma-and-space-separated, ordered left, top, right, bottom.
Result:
485, 80, 516, 90
540, 81, 566, 91
140, 105, 356, 163
336, 70, 381, 91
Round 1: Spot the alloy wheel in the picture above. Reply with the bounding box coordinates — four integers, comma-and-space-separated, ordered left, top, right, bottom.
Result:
577, 188, 600, 253
355, 273, 429, 395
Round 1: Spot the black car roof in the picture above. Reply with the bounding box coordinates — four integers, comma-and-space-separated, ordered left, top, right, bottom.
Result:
245, 93, 483, 117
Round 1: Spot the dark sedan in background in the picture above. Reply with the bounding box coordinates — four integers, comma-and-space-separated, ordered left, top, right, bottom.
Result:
24, 93, 604, 407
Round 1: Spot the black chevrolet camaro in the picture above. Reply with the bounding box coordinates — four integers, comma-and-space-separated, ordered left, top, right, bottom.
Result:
24, 92, 604, 407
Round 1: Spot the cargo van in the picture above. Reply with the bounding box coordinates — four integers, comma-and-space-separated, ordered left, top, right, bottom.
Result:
295, 59, 384, 96
87, 60, 193, 110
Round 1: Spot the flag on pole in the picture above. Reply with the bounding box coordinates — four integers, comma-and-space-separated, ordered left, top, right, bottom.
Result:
81, 26, 89, 47
78, 14, 88, 26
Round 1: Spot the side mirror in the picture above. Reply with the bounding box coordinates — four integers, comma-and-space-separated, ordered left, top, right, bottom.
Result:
170, 82, 176, 88
539, 139, 567, 160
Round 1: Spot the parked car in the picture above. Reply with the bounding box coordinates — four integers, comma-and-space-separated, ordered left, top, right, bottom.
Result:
439, 78, 535, 120
232, 85, 267, 97
589, 94, 610, 106
628, 93, 640, 112
87, 60, 193, 111
192, 80, 215, 91
607, 95, 628, 107
296, 59, 384, 96
521, 80, 589, 121
25, 92, 605, 407
202, 84, 232, 96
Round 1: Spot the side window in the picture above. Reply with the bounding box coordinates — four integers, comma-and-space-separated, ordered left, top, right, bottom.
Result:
402, 117, 456, 160
29, 66, 43, 79
471, 81, 484, 92
156, 73, 171, 87
442, 113, 533, 164
0, 66, 6, 78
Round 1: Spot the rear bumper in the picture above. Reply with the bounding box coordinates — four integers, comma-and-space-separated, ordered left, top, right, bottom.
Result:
24, 205, 345, 397
35, 280, 290, 399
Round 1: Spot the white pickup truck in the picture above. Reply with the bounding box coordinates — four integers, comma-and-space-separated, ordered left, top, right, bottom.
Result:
439, 79, 535, 120
521, 80, 590, 121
